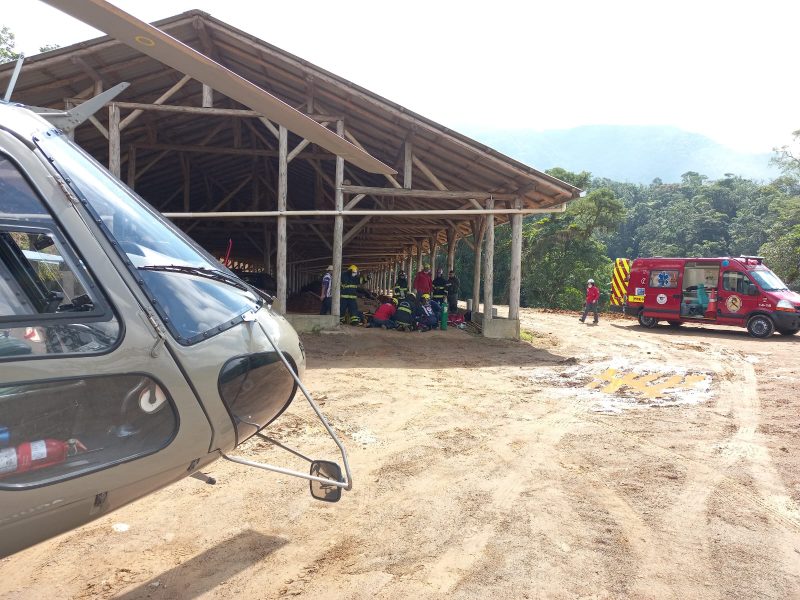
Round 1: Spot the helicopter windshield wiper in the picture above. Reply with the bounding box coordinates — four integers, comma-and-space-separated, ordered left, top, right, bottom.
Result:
138, 265, 249, 291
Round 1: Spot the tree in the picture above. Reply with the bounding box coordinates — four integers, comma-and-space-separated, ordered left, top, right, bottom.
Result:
0, 26, 20, 63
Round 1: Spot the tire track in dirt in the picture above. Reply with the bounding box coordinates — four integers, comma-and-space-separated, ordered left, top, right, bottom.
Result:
422, 391, 659, 596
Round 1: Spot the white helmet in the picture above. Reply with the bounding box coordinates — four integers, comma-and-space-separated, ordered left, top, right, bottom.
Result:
587, 279, 595, 284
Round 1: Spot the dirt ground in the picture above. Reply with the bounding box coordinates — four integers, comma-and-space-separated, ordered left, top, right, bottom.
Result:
1, 308, 799, 599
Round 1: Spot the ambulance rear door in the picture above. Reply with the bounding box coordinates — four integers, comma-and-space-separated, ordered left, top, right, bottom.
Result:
643, 263, 683, 321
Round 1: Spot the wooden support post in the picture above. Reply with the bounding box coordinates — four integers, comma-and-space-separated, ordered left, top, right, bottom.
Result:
108, 103, 120, 178
447, 227, 458, 272
509, 198, 523, 321
277, 125, 288, 313
202, 84, 213, 108
417, 239, 425, 272
332, 120, 344, 320
472, 219, 486, 313
483, 199, 495, 321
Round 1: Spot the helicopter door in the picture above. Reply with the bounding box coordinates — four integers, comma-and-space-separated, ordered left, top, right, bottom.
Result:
0, 143, 213, 556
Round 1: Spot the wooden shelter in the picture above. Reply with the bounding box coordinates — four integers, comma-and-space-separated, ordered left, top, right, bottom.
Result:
0, 10, 581, 336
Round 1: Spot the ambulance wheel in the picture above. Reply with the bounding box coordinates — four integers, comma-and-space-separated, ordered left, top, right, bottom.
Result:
638, 313, 658, 328
777, 327, 799, 336
667, 321, 683, 328
746, 314, 775, 338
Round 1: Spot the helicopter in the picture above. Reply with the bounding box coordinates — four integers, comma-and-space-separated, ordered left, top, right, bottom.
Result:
0, 0, 394, 558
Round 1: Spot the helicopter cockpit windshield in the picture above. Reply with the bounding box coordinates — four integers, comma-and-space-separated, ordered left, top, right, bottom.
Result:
35, 130, 261, 345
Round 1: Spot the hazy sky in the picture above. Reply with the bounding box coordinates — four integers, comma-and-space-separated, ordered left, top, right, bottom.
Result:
4, 1, 798, 154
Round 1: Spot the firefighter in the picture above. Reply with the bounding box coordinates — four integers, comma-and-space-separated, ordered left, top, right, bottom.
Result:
418, 293, 438, 331
447, 270, 460, 313
395, 292, 417, 331
579, 278, 600, 324
393, 270, 408, 298
432, 268, 448, 305
340, 264, 362, 325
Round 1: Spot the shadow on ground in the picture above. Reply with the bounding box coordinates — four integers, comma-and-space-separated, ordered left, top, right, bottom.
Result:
112, 530, 287, 599
301, 327, 571, 369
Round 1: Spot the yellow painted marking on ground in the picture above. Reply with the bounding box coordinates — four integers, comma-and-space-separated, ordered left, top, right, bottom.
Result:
586, 368, 707, 399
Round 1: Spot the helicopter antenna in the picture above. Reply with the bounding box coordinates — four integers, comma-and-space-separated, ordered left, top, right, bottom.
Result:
3, 54, 25, 102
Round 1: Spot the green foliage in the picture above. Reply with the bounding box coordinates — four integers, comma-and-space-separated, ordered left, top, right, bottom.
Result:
0, 26, 19, 63
457, 144, 800, 310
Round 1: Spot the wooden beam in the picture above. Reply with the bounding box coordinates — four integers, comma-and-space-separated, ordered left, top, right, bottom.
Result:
343, 193, 366, 210
309, 223, 332, 251
343, 215, 372, 245
163, 207, 565, 218
119, 74, 193, 131
343, 128, 402, 189
287, 120, 330, 163
71, 56, 109, 88
339, 185, 517, 201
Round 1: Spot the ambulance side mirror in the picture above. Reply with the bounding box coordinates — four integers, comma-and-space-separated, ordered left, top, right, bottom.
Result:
747, 283, 758, 296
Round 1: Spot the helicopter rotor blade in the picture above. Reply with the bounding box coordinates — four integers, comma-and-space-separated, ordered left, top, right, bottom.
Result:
40, 0, 396, 176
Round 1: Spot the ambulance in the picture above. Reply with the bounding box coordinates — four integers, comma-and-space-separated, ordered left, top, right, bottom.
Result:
611, 256, 800, 338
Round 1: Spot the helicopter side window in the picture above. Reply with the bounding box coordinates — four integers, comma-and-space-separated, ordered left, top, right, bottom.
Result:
0, 154, 119, 359
0, 374, 178, 489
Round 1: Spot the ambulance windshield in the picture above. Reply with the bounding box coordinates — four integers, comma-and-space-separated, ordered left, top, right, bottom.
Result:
751, 269, 788, 292
35, 131, 260, 345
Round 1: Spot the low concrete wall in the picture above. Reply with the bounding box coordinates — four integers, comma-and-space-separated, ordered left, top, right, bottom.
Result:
472, 312, 520, 340
285, 313, 339, 332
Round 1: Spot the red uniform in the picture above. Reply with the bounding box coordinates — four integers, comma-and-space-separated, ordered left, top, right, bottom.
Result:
373, 303, 396, 321
413, 270, 433, 295
586, 285, 600, 303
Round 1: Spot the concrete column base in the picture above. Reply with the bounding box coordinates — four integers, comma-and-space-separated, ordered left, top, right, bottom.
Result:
285, 314, 339, 332
473, 312, 520, 340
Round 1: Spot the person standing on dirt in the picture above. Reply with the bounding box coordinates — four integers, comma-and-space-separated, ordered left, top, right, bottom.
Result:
413, 265, 433, 298
319, 265, 333, 315
340, 265, 361, 325
579, 278, 600, 324
432, 269, 448, 305
394, 270, 409, 299
447, 270, 460, 313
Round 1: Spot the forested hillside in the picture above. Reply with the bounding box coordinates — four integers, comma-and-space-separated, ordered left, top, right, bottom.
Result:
454, 134, 800, 309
